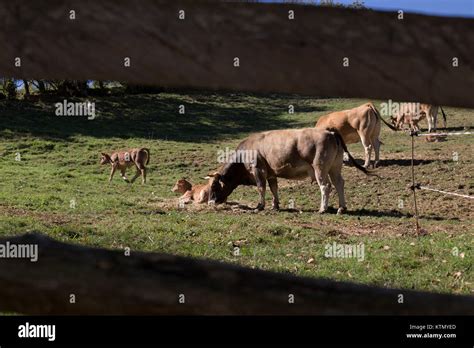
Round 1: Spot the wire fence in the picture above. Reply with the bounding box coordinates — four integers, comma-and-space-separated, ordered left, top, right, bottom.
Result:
409, 130, 473, 234
416, 131, 473, 137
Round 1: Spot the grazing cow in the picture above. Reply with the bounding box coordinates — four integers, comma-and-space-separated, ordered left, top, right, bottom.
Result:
391, 103, 447, 132
100, 148, 150, 184
207, 128, 371, 214
315, 102, 397, 168
172, 178, 210, 204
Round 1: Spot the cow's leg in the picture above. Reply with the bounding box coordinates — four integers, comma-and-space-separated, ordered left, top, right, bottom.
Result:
120, 169, 129, 183
329, 166, 346, 215
426, 113, 433, 133
197, 189, 207, 204
253, 167, 266, 210
373, 138, 381, 168
314, 166, 331, 214
372, 120, 382, 168
396, 115, 404, 130
130, 167, 140, 183
359, 134, 372, 168
432, 108, 438, 132
179, 192, 192, 204
267, 177, 279, 210
131, 164, 146, 184
141, 168, 146, 184
109, 165, 117, 182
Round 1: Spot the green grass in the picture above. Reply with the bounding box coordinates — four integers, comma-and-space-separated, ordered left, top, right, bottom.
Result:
0, 92, 472, 295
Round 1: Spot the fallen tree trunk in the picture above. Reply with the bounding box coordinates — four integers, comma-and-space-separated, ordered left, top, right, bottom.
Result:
0, 0, 473, 107
0, 233, 472, 315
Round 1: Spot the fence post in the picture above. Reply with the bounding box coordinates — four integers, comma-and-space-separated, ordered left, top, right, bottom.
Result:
409, 130, 421, 234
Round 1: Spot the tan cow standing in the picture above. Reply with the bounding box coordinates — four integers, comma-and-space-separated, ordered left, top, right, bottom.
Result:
100, 148, 150, 184
315, 103, 397, 168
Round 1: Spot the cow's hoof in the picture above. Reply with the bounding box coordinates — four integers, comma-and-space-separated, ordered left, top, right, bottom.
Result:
271, 205, 280, 211
255, 204, 265, 211
373, 161, 380, 168
337, 207, 347, 215
319, 209, 327, 214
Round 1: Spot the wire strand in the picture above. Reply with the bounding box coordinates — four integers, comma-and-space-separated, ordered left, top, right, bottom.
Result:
418, 186, 474, 200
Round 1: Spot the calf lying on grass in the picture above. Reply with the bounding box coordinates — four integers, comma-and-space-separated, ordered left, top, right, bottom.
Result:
172, 178, 210, 204
100, 148, 150, 184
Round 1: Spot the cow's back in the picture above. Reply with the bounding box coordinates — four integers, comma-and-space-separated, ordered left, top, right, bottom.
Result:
397, 103, 433, 118
238, 128, 338, 179
315, 103, 375, 144
239, 128, 325, 160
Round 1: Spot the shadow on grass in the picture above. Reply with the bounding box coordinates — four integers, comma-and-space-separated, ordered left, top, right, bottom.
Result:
376, 159, 452, 167
0, 92, 329, 143
340, 208, 451, 221
217, 203, 450, 221
432, 126, 471, 133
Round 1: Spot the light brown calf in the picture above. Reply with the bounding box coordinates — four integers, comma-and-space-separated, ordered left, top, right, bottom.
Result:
391, 103, 447, 132
315, 102, 397, 168
391, 112, 425, 132
100, 148, 150, 184
172, 178, 210, 204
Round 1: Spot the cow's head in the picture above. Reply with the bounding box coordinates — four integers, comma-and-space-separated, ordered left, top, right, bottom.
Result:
207, 172, 227, 205
207, 163, 253, 205
100, 153, 112, 165
172, 178, 192, 193
389, 116, 397, 127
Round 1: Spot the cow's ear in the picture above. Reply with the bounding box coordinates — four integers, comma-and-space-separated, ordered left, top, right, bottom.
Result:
101, 153, 107, 157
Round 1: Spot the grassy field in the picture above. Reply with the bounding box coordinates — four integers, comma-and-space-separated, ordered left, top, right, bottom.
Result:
0, 92, 472, 295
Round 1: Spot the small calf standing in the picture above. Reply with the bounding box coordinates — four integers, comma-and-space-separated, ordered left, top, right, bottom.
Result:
100, 148, 150, 184
391, 113, 424, 132
172, 178, 210, 204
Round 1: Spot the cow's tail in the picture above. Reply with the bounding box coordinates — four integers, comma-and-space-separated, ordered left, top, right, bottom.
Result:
142, 148, 150, 165
440, 106, 447, 129
369, 103, 398, 131
328, 129, 377, 177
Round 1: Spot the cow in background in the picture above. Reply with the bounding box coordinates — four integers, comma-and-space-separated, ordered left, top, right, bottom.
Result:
315, 102, 397, 168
